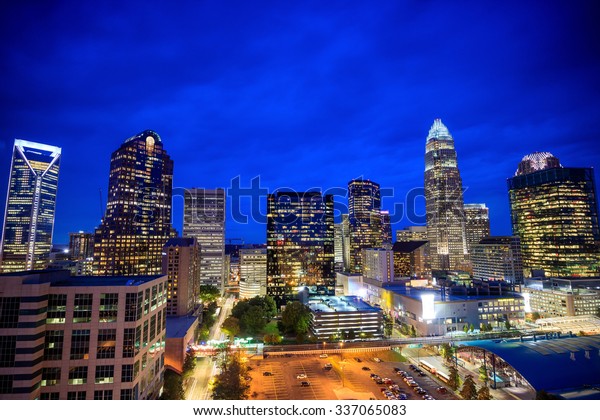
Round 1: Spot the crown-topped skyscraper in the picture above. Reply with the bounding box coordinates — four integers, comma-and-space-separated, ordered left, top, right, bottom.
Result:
424, 119, 468, 271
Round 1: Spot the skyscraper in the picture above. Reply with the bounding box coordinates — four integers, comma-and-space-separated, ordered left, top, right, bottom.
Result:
424, 119, 468, 271
380, 210, 392, 246
471, 236, 524, 284
0, 140, 61, 273
239, 247, 267, 299
162, 237, 201, 316
266, 191, 335, 306
183, 188, 226, 292
334, 223, 345, 271
464, 203, 491, 254
68, 231, 94, 260
348, 179, 382, 273
508, 152, 600, 277
93, 130, 174, 276
341, 214, 351, 271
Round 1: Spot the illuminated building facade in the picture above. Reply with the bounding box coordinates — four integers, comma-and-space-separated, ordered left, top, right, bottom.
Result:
0, 140, 61, 273
464, 203, 491, 254
0, 270, 166, 400
523, 277, 600, 317
239, 248, 267, 299
380, 210, 392, 245
471, 236, 524, 284
341, 214, 351, 271
334, 223, 344, 271
183, 188, 226, 292
69, 231, 94, 260
362, 248, 394, 283
162, 238, 200, 317
392, 241, 428, 278
348, 179, 382, 273
93, 130, 174, 276
508, 153, 600, 277
396, 226, 427, 242
266, 191, 335, 306
424, 119, 468, 271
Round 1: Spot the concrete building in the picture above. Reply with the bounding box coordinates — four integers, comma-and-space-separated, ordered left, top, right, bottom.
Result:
239, 248, 267, 299
0, 270, 166, 400
307, 295, 383, 340
162, 238, 201, 317
334, 223, 345, 272
68, 232, 94, 260
464, 203, 491, 254
392, 241, 428, 278
522, 277, 600, 318
362, 248, 394, 283
471, 236, 524, 284
396, 226, 427, 242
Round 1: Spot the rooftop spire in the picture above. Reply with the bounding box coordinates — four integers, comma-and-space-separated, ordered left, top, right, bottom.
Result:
427, 118, 452, 141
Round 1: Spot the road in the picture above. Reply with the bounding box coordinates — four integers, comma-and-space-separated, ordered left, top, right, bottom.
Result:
185, 296, 236, 400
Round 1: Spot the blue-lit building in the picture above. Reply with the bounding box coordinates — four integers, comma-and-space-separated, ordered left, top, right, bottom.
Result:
0, 140, 61, 273
348, 179, 382, 273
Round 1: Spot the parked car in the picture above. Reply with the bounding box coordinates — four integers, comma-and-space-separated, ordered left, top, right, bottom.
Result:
423, 395, 435, 400
398, 393, 408, 400
383, 378, 395, 385
300, 381, 311, 387
296, 374, 307, 379
319, 354, 328, 358
415, 387, 427, 395
362, 366, 371, 371
373, 358, 382, 363
263, 371, 273, 376
355, 357, 362, 362
436, 387, 448, 394
409, 364, 417, 370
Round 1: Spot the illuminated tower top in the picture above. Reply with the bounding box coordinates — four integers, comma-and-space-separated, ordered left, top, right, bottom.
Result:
515, 152, 562, 176
427, 118, 453, 142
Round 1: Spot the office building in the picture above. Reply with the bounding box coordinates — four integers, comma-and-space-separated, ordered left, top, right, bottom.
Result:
69, 231, 94, 260
183, 188, 226, 292
162, 238, 200, 317
392, 241, 428, 278
380, 210, 392, 245
334, 223, 345, 271
508, 152, 600, 277
471, 236, 524, 284
464, 204, 491, 254
0, 270, 166, 400
396, 226, 427, 242
348, 179, 382, 273
93, 130, 174, 276
522, 277, 600, 318
0, 140, 61, 273
362, 248, 394, 283
424, 119, 468, 271
266, 191, 335, 306
239, 247, 267, 299
341, 214, 351, 271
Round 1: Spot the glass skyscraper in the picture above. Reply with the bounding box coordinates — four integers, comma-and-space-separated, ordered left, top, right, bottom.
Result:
424, 119, 468, 271
464, 203, 491, 254
266, 191, 335, 306
0, 140, 61, 272
93, 130, 174, 276
508, 152, 600, 277
348, 179, 382, 273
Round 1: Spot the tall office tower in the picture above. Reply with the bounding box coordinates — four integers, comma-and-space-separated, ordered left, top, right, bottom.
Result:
93, 130, 173, 276
0, 140, 61, 273
341, 214, 351, 271
239, 247, 267, 299
508, 152, 600, 277
69, 231, 94, 260
362, 248, 394, 283
334, 223, 345, 271
464, 204, 491, 253
162, 238, 200, 316
380, 210, 392, 246
393, 241, 428, 278
471, 236, 524, 284
183, 188, 226, 292
396, 226, 428, 242
0, 270, 167, 400
266, 191, 335, 306
424, 119, 468, 271
348, 179, 382, 273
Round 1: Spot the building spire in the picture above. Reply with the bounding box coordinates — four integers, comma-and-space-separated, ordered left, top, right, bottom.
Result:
427, 118, 452, 141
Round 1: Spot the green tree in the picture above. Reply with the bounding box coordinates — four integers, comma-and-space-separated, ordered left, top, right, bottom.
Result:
440, 343, 454, 364
410, 325, 417, 337
263, 334, 282, 344
469, 324, 475, 333
460, 375, 478, 400
160, 369, 185, 400
477, 384, 491, 400
448, 365, 460, 390
198, 285, 221, 303
240, 305, 267, 335
504, 320, 512, 330
531, 312, 541, 321
182, 354, 196, 379
248, 295, 277, 318
231, 301, 251, 319
281, 301, 311, 335
463, 324, 469, 333
221, 317, 241, 340
478, 365, 489, 383
211, 353, 249, 400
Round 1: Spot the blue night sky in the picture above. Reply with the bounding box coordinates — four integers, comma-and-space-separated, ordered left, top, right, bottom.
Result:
1, 1, 599, 245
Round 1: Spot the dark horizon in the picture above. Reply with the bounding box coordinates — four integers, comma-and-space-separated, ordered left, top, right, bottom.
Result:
1, 1, 599, 245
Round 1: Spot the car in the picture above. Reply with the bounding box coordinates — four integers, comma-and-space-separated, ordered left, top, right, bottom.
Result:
436, 387, 448, 394
373, 358, 382, 363
416, 370, 426, 377
408, 381, 419, 388
296, 374, 307, 379
397, 371, 408, 377
263, 371, 273, 376
423, 395, 435, 400
319, 354, 328, 358
324, 363, 333, 370
398, 393, 408, 400
375, 379, 384, 384
409, 364, 417, 370
403, 376, 414, 383
393, 367, 401, 372
370, 373, 378, 378
380, 388, 388, 393
415, 387, 427, 395
362, 366, 371, 371
383, 378, 394, 384
354, 357, 362, 362
300, 381, 311, 387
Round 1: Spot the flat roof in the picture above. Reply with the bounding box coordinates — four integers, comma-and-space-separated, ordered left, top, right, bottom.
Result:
166, 316, 198, 339
51, 275, 165, 287
308, 295, 381, 313
383, 284, 523, 302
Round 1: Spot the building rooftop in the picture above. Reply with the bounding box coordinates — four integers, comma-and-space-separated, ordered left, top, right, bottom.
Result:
392, 241, 428, 253
0, 270, 165, 287
164, 237, 196, 247
166, 316, 198, 339
308, 295, 381, 313
383, 284, 522, 302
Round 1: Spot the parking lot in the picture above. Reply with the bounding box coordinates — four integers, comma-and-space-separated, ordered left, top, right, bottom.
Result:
246, 350, 457, 400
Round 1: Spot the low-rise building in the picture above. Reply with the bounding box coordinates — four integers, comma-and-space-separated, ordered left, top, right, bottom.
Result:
522, 277, 600, 318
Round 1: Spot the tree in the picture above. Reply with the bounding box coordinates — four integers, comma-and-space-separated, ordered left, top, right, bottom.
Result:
183, 354, 196, 379
199, 285, 221, 303
211, 352, 249, 400
410, 325, 417, 337
281, 301, 311, 335
463, 324, 469, 333
221, 317, 240, 340
160, 369, 185, 400
240, 305, 267, 335
504, 320, 512, 330
459, 375, 478, 400
448, 365, 460, 391
531, 312, 541, 321
232, 301, 251, 319
469, 324, 475, 333
477, 384, 491, 400
440, 343, 454, 364
263, 334, 282, 344
478, 365, 489, 383
248, 295, 277, 318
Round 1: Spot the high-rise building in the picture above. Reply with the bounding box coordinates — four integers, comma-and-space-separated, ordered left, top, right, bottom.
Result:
508, 152, 600, 277
424, 119, 468, 271
392, 241, 428, 278
239, 247, 267, 299
334, 223, 345, 271
93, 130, 174, 276
341, 214, 351, 271
0, 269, 166, 400
266, 191, 335, 306
183, 188, 226, 292
0, 140, 61, 273
396, 226, 427, 242
464, 203, 491, 254
380, 210, 392, 246
362, 248, 394, 283
69, 231, 94, 260
348, 179, 382, 273
162, 238, 200, 317
471, 236, 524, 284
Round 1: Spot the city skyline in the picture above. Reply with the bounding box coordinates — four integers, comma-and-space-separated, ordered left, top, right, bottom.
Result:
1, 2, 599, 245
